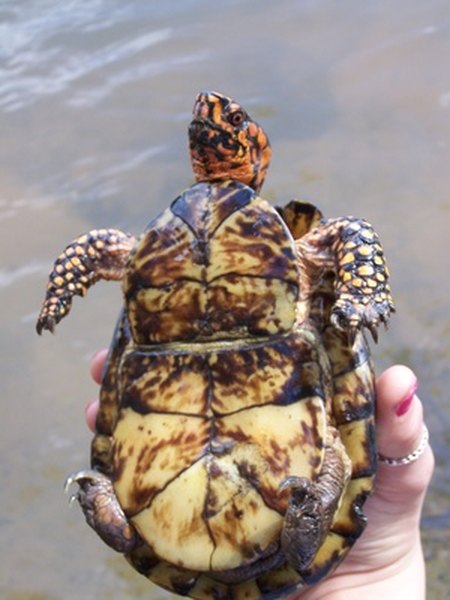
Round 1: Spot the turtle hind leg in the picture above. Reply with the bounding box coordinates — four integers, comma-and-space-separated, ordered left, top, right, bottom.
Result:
65, 469, 138, 553
36, 228, 136, 334
280, 430, 351, 575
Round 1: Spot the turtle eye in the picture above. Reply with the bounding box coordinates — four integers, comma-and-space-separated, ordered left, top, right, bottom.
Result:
227, 110, 246, 127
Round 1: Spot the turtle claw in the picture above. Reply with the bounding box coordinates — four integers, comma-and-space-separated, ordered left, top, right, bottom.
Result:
35, 315, 53, 336
64, 469, 104, 493
368, 323, 378, 343
36, 297, 71, 335
67, 493, 78, 507
279, 475, 310, 495
64, 469, 105, 505
330, 297, 394, 344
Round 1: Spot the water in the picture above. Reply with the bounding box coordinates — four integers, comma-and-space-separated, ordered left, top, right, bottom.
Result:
1, 1, 449, 598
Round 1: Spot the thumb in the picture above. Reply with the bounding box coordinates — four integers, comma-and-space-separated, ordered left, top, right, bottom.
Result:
374, 365, 434, 514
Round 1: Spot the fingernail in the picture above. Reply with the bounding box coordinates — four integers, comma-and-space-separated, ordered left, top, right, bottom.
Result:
395, 380, 418, 416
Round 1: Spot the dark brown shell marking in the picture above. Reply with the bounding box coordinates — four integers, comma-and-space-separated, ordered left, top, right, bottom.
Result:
123, 180, 299, 344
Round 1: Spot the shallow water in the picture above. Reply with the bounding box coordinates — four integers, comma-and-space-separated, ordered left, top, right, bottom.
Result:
1, 1, 449, 598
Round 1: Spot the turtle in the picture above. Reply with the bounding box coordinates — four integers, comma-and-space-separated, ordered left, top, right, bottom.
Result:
36, 91, 394, 599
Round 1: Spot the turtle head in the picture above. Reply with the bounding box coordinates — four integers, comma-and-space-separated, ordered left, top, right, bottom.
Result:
189, 91, 271, 193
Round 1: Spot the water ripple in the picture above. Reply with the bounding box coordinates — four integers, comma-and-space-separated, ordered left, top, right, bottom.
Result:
0, 1, 129, 61
0, 1, 174, 112
68, 50, 209, 108
0, 30, 172, 111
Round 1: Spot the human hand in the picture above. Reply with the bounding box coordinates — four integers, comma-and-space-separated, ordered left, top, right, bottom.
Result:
86, 353, 433, 600
298, 365, 434, 600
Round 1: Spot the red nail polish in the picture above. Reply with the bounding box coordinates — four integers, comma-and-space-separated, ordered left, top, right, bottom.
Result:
395, 380, 418, 416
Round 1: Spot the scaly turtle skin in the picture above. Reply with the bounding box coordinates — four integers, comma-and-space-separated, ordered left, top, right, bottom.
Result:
37, 91, 394, 599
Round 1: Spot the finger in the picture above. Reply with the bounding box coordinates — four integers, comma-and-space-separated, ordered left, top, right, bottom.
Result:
376, 365, 420, 458
85, 398, 99, 432
90, 349, 108, 384
375, 365, 434, 502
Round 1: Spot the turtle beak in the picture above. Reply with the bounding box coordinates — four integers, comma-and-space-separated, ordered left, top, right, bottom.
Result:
192, 91, 230, 119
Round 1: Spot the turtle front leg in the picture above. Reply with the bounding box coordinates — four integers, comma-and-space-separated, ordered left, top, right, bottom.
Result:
65, 469, 138, 553
280, 430, 351, 578
297, 217, 395, 341
36, 229, 136, 334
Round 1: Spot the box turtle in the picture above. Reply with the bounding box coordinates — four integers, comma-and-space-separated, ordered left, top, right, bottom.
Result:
37, 91, 394, 599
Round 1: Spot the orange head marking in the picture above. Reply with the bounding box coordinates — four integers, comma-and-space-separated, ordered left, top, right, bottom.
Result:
188, 91, 271, 193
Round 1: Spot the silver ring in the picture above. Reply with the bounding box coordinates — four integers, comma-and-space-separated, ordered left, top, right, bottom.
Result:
378, 425, 429, 467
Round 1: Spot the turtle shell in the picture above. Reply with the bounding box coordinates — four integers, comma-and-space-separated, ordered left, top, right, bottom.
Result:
91, 180, 376, 598
123, 180, 299, 343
